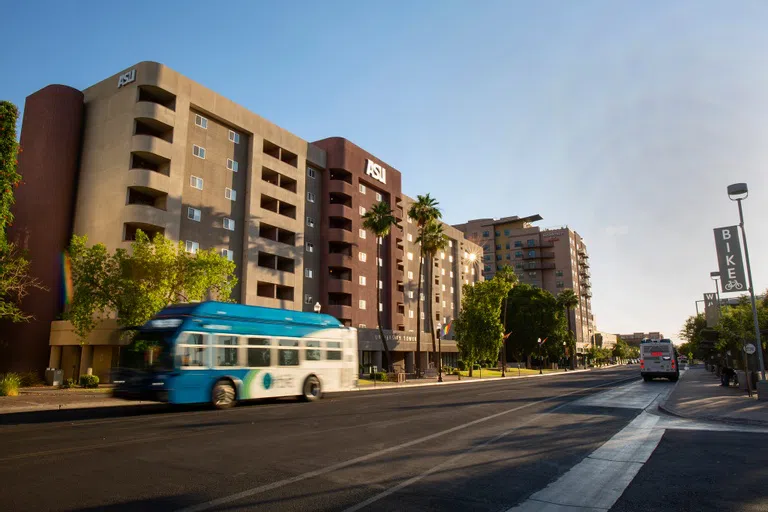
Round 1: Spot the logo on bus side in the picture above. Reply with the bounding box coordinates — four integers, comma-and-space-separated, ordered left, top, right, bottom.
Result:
263, 373, 272, 390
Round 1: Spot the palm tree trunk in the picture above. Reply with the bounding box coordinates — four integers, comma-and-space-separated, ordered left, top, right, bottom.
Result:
567, 307, 576, 370
415, 247, 424, 377
376, 237, 392, 372
427, 256, 437, 367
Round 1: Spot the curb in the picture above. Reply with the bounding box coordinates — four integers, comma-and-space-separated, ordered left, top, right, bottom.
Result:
656, 369, 768, 428
350, 367, 595, 393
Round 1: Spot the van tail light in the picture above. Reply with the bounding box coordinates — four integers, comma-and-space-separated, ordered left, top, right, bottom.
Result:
640, 361, 645, 369
671, 360, 676, 369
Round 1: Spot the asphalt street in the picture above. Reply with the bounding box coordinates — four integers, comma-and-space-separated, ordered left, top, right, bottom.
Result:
1, 366, 766, 512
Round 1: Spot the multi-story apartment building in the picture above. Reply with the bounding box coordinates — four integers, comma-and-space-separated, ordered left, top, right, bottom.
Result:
0, 61, 481, 378
618, 332, 665, 348
455, 215, 594, 357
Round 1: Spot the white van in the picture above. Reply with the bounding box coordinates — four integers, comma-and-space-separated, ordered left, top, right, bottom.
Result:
640, 338, 679, 382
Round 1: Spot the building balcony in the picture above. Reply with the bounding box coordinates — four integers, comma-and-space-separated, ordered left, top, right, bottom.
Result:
326, 304, 352, 320
328, 179, 354, 196
327, 278, 353, 294
328, 228, 354, 243
578, 247, 587, 257
327, 203, 352, 219
522, 253, 542, 260
123, 203, 173, 233
327, 253, 353, 269
134, 101, 176, 130
127, 168, 170, 195
131, 134, 173, 161
541, 251, 556, 259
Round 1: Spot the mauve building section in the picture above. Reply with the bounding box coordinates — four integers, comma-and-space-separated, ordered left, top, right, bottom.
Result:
0, 85, 84, 373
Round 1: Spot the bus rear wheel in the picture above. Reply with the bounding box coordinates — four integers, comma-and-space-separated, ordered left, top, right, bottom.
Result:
301, 376, 322, 402
212, 379, 236, 409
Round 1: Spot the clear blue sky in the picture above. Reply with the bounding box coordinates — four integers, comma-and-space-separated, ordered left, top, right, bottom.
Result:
4, 0, 768, 341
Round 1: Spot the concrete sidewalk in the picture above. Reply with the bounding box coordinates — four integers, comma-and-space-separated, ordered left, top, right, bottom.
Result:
659, 365, 768, 426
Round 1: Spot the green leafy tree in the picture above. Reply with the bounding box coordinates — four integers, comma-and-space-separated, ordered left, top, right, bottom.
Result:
714, 295, 768, 369
454, 277, 512, 376
362, 201, 398, 372
556, 289, 579, 369
612, 335, 630, 361
418, 220, 449, 367
505, 284, 562, 367
0, 100, 46, 322
679, 313, 709, 360
495, 265, 518, 375
67, 231, 237, 340
407, 193, 441, 375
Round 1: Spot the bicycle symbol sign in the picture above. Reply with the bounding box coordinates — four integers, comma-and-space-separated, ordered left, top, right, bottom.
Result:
724, 280, 744, 291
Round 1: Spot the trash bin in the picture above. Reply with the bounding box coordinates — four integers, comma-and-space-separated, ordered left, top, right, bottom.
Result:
45, 368, 63, 387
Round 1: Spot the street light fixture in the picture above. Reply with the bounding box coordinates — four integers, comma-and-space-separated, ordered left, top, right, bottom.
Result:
710, 271, 721, 310
727, 183, 766, 381
313, 302, 322, 314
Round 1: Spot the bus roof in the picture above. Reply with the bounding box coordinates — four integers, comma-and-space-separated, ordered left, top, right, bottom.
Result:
153, 301, 344, 329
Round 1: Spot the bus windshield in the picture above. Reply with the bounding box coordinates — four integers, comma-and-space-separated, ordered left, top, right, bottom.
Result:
118, 332, 175, 371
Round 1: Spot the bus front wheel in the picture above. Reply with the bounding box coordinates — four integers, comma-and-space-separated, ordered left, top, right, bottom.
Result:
301, 376, 322, 402
212, 379, 237, 409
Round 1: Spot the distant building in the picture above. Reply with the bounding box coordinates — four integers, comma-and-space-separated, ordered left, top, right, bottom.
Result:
618, 332, 665, 347
594, 331, 617, 351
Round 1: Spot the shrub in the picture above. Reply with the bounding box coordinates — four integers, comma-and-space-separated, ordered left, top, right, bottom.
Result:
0, 373, 21, 396
452, 370, 461, 376
18, 371, 43, 387
472, 364, 480, 370
442, 366, 453, 374
369, 372, 388, 382
61, 378, 76, 389
79, 374, 100, 388
456, 360, 467, 371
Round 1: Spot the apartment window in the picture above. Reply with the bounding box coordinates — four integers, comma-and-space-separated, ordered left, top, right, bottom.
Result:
305, 268, 314, 279
484, 265, 491, 272
484, 255, 491, 262
185, 241, 199, 254
359, 229, 367, 239
379, 303, 383, 312
450, 271, 454, 278
359, 184, 366, 194
407, 252, 413, 261
409, 310, 414, 319
359, 300, 366, 310
194, 114, 208, 129
471, 268, 475, 275
408, 291, 414, 298
421, 312, 425, 320
221, 249, 234, 261
306, 217, 315, 227
506, 243, 510, 249
496, 244, 502, 250
483, 231, 490, 237
442, 284, 446, 291
420, 293, 424, 301
528, 271, 537, 277
187, 207, 201, 222
450, 286, 454, 293
223, 218, 235, 231
378, 280, 383, 289
193, 145, 206, 159
449, 255, 453, 262
515, 251, 523, 258
516, 263, 523, 269
527, 239, 535, 247
528, 250, 536, 257
504, 229, 510, 236
378, 257, 383, 267
442, 300, 446, 308
407, 217, 412, 224
306, 192, 316, 203
506, 254, 511, 260
515, 241, 523, 247
359, 252, 367, 262
496, 254, 502, 261
190, 176, 203, 190
556, 281, 565, 288
304, 294, 313, 304
359, 275, 367, 286
495, 231, 500, 237
375, 192, 382, 201
407, 234, 413, 242
225, 188, 236, 201
407, 271, 414, 279
306, 242, 314, 252
556, 270, 564, 277
358, 324, 367, 329
449, 240, 453, 247
307, 167, 316, 179
440, 252, 445, 260
360, 206, 366, 216
229, 130, 240, 144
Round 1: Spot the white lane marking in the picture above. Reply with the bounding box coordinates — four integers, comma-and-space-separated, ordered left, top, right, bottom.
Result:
175, 376, 637, 512
508, 411, 663, 512
341, 398, 579, 512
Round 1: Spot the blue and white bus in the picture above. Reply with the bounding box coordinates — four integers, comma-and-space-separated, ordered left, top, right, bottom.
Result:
112, 302, 358, 408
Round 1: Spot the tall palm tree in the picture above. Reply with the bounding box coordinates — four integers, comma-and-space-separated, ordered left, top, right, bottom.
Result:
495, 265, 518, 376
407, 194, 442, 376
418, 221, 449, 369
362, 201, 398, 372
557, 289, 579, 370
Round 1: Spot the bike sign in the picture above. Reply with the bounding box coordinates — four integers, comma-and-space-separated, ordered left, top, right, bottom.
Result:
713, 226, 747, 293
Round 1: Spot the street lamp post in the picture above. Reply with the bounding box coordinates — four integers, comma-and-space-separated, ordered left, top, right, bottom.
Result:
437, 328, 443, 383
710, 271, 722, 311
727, 183, 766, 382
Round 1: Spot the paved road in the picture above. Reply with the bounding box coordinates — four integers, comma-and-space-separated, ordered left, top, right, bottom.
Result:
0, 366, 766, 511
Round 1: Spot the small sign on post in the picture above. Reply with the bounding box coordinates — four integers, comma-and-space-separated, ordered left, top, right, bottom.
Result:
703, 293, 720, 327
745, 344, 757, 355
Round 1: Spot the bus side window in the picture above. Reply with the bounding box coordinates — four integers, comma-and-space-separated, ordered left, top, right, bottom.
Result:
247, 338, 271, 367
305, 340, 321, 361
178, 332, 206, 367
326, 341, 342, 361
214, 335, 239, 367
278, 339, 300, 366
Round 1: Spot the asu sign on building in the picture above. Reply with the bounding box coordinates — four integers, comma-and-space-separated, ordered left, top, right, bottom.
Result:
365, 159, 386, 184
